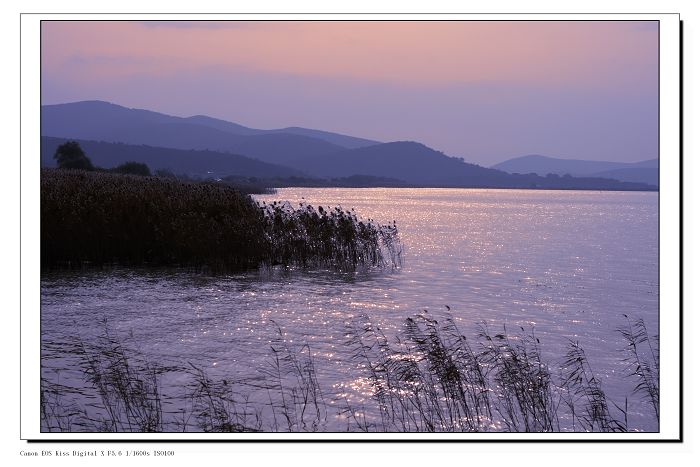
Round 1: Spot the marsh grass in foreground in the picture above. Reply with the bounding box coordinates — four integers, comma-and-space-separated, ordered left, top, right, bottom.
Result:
41, 169, 401, 272
41, 312, 658, 433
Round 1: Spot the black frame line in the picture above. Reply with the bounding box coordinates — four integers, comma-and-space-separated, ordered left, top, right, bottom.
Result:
20, 12, 680, 15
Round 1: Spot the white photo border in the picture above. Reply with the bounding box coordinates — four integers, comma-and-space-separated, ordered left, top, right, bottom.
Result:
20, 12, 682, 441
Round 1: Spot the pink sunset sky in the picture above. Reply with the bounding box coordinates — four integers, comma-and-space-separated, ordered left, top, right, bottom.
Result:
41, 20, 659, 166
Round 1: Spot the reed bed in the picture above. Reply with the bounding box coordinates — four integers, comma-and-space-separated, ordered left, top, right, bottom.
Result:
260, 200, 401, 271
40, 312, 658, 433
343, 315, 562, 432
41, 169, 401, 272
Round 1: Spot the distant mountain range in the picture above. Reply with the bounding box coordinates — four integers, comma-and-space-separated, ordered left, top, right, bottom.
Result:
184, 114, 379, 149
40, 101, 657, 191
293, 141, 510, 185
41, 101, 365, 166
492, 155, 659, 187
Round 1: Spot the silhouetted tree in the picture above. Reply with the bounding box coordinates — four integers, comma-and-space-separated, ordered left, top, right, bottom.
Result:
113, 161, 151, 176
54, 141, 94, 170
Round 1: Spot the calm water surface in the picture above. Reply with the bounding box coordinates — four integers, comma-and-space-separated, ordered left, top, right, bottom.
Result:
41, 188, 659, 432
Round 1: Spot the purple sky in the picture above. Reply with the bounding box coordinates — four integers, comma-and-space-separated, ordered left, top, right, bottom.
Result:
41, 21, 659, 166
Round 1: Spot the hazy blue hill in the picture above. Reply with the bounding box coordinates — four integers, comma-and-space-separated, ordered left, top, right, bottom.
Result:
42, 137, 656, 191
630, 159, 660, 168
589, 167, 659, 186
292, 142, 656, 190
221, 132, 345, 165
100, 122, 255, 151
296, 141, 526, 186
185, 115, 381, 148
42, 100, 181, 137
41, 136, 306, 179
492, 154, 659, 186
40, 101, 657, 191
42, 101, 249, 148
42, 101, 371, 163
184, 115, 266, 136
493, 154, 622, 175
96, 122, 344, 166
271, 127, 380, 149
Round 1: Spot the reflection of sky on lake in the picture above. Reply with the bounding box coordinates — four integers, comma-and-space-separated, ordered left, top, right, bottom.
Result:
41, 188, 659, 432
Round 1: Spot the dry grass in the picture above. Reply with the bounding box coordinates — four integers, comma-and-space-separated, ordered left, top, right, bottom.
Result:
41, 313, 657, 433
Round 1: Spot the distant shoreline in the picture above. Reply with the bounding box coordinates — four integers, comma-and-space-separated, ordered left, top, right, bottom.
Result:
266, 183, 658, 192
41, 101, 659, 194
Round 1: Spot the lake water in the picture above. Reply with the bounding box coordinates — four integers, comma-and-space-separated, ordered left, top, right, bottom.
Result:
40, 188, 659, 433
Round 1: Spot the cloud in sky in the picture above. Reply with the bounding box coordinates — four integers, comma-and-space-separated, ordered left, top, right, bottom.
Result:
41, 20, 659, 165
137, 21, 254, 29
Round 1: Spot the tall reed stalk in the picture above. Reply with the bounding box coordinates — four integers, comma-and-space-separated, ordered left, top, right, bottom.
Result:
75, 325, 164, 432
617, 315, 660, 422
41, 314, 657, 433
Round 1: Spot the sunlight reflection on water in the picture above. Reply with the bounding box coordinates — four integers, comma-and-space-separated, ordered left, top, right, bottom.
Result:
41, 188, 658, 432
